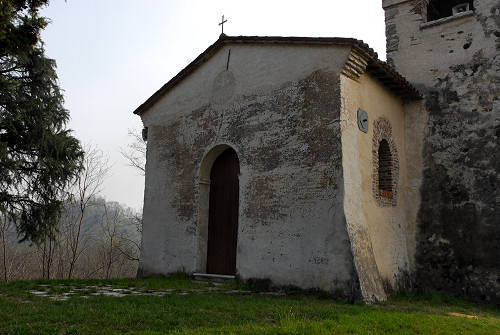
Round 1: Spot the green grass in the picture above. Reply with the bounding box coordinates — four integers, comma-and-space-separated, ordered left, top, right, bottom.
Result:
0, 275, 498, 335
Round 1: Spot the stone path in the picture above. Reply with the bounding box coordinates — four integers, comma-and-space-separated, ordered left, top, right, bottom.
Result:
25, 282, 285, 301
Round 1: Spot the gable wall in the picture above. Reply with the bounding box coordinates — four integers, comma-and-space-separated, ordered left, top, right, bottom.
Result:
139, 44, 362, 297
141, 44, 350, 125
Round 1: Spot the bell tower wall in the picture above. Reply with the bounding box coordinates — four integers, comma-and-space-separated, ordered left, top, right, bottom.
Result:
382, 0, 500, 304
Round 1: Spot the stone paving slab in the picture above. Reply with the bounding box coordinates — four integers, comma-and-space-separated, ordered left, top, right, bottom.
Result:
24, 284, 262, 301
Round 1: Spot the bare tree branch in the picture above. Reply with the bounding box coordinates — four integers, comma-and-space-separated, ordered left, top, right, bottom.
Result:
66, 144, 109, 279
120, 128, 146, 175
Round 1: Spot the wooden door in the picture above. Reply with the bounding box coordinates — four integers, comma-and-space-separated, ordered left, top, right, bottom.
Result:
206, 148, 240, 275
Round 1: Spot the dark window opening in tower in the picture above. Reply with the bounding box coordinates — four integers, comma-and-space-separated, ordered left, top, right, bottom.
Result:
378, 140, 392, 195
427, 0, 474, 22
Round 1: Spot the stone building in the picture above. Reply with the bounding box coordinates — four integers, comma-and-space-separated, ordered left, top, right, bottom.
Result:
134, 0, 499, 303
383, 0, 499, 303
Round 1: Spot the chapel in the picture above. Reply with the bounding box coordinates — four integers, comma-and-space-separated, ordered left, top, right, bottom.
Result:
134, 0, 499, 303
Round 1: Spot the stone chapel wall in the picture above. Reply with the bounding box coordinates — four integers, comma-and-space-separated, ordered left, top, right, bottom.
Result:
138, 44, 362, 297
383, 0, 500, 303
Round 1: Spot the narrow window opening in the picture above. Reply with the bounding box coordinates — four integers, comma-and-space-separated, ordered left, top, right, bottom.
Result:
427, 0, 474, 22
378, 139, 393, 198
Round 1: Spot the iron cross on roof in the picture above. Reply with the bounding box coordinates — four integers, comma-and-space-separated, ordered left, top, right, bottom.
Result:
219, 15, 228, 34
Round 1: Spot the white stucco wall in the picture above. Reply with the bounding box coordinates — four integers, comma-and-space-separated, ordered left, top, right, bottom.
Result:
341, 72, 419, 296
141, 44, 351, 126
138, 43, 362, 296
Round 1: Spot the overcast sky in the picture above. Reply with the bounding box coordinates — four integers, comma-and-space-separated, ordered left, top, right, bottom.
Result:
40, 0, 387, 212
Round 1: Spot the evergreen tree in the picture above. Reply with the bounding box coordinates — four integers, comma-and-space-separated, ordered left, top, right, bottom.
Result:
0, 0, 83, 243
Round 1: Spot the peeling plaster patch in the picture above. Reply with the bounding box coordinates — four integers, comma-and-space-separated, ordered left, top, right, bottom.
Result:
211, 70, 236, 105
244, 175, 286, 224
386, 24, 400, 54
410, 0, 428, 16
476, 1, 500, 48
417, 49, 500, 304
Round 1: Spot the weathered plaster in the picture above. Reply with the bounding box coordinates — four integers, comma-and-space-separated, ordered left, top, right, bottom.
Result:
340, 72, 415, 300
140, 45, 351, 125
384, 0, 500, 303
139, 44, 362, 298
384, 0, 498, 87
402, 100, 427, 273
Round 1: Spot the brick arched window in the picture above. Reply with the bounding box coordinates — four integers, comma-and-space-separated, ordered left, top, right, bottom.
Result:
378, 140, 393, 198
372, 117, 399, 207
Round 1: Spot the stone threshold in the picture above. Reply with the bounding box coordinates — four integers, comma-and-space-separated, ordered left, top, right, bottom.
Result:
193, 273, 236, 280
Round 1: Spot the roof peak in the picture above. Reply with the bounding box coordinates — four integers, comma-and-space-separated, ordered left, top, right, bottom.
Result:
216, 34, 379, 59
133, 35, 420, 115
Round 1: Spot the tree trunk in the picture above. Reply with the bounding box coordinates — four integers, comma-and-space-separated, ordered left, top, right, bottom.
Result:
68, 210, 84, 279
41, 239, 47, 279
105, 236, 113, 280
1, 219, 7, 282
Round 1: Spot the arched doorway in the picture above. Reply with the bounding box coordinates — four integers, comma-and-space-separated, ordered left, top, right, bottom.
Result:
206, 148, 240, 275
